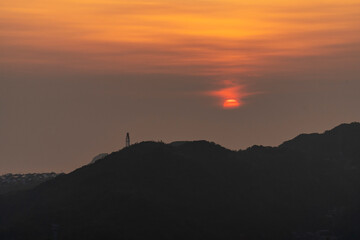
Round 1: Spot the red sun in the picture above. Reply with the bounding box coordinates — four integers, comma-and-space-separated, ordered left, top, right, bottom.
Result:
223, 99, 240, 108
206, 83, 252, 109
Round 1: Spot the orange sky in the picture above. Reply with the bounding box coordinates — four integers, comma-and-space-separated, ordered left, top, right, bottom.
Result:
1, 0, 359, 73
1, 0, 360, 107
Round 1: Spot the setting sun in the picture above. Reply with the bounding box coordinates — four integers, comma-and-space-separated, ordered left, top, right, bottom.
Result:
223, 99, 240, 109
207, 83, 252, 109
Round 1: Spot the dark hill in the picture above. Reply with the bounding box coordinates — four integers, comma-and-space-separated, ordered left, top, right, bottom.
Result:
280, 122, 360, 157
1, 123, 360, 239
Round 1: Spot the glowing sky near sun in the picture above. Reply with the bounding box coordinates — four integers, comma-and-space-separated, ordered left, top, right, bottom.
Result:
1, 0, 360, 108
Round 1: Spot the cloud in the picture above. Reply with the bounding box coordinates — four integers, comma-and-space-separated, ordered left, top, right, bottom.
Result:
1, 0, 359, 77
0, 0, 359, 107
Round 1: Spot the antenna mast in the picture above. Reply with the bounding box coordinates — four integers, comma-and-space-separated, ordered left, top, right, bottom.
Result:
126, 132, 130, 147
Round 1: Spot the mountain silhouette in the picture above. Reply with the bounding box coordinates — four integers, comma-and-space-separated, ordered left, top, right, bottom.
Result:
1, 123, 360, 239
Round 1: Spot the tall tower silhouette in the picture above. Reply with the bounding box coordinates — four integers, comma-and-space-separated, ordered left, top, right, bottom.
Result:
126, 132, 130, 147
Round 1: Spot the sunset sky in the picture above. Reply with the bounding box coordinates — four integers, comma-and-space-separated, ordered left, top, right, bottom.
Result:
1, 0, 360, 173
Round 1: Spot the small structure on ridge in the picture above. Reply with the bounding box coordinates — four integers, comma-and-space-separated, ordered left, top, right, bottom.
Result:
126, 132, 130, 147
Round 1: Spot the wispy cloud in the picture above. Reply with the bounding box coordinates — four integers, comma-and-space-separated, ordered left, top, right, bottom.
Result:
1, 0, 359, 75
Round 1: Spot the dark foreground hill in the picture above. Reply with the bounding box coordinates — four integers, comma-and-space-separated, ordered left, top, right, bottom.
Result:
1, 123, 360, 239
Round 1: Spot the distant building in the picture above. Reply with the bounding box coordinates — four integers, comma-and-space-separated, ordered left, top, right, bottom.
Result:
90, 153, 108, 164
126, 132, 130, 147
